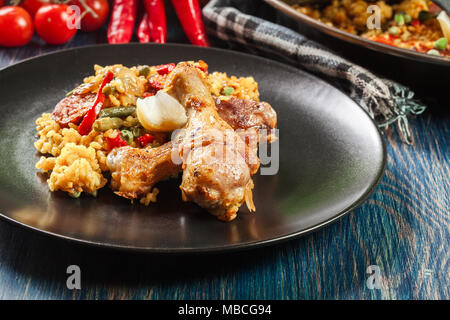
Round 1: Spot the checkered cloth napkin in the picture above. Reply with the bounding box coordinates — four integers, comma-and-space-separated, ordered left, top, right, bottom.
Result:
203, 0, 427, 144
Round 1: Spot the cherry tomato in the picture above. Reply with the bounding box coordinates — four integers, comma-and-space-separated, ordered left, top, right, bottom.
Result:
35, 4, 77, 45
68, 0, 109, 32
21, 0, 50, 17
0, 6, 34, 47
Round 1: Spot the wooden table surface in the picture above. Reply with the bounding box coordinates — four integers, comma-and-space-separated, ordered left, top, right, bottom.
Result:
0, 9, 448, 300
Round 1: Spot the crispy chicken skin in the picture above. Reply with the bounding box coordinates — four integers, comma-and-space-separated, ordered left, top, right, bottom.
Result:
107, 141, 180, 199
165, 63, 258, 221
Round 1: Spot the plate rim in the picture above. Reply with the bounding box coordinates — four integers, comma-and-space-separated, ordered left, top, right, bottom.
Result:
265, 0, 450, 66
0, 43, 387, 253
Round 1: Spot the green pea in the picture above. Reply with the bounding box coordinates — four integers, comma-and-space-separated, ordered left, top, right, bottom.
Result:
434, 38, 448, 50
404, 14, 412, 24
388, 26, 400, 35
427, 49, 440, 56
138, 66, 151, 77
222, 86, 235, 95
121, 129, 134, 145
395, 13, 405, 26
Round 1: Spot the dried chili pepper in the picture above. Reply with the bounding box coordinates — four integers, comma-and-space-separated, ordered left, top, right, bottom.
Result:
171, 0, 210, 47
143, 0, 167, 43
107, 0, 138, 44
78, 71, 114, 135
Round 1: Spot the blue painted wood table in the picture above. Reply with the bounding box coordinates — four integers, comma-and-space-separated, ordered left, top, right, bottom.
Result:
0, 22, 448, 300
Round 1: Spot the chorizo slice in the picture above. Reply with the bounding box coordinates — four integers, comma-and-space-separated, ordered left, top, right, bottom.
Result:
52, 93, 96, 127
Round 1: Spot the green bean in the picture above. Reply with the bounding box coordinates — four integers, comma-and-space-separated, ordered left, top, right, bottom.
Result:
66, 90, 74, 97
99, 106, 136, 119
93, 117, 124, 131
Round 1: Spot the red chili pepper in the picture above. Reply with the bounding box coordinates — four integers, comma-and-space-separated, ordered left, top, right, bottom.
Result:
107, 132, 129, 149
137, 13, 151, 43
137, 134, 155, 147
78, 71, 114, 135
155, 63, 175, 75
107, 0, 138, 44
171, 0, 210, 47
148, 78, 164, 92
143, 0, 167, 43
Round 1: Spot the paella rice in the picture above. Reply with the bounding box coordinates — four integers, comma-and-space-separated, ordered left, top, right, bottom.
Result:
290, 0, 450, 57
35, 61, 261, 202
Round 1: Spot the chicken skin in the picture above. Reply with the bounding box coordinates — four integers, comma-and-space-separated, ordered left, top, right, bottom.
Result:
107, 63, 277, 221
107, 141, 180, 200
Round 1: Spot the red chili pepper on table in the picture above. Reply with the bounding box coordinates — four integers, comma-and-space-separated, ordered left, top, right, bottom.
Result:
107, 0, 138, 44
107, 132, 129, 149
137, 13, 151, 43
137, 133, 155, 147
171, 0, 210, 47
78, 71, 114, 135
143, 0, 167, 43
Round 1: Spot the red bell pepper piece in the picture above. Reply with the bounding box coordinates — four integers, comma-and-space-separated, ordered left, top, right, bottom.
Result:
107, 0, 138, 44
78, 71, 114, 135
410, 19, 420, 27
148, 78, 164, 92
171, 0, 210, 47
143, 0, 167, 43
107, 132, 129, 149
155, 63, 175, 75
137, 133, 155, 147
196, 60, 208, 72
137, 13, 151, 43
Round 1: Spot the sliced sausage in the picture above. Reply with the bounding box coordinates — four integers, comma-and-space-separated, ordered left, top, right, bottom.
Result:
52, 93, 96, 127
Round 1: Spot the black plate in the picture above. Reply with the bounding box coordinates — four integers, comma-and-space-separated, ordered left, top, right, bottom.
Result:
266, 0, 450, 66
0, 44, 385, 253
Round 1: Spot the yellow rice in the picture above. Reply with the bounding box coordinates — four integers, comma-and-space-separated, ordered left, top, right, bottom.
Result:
34, 62, 260, 202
